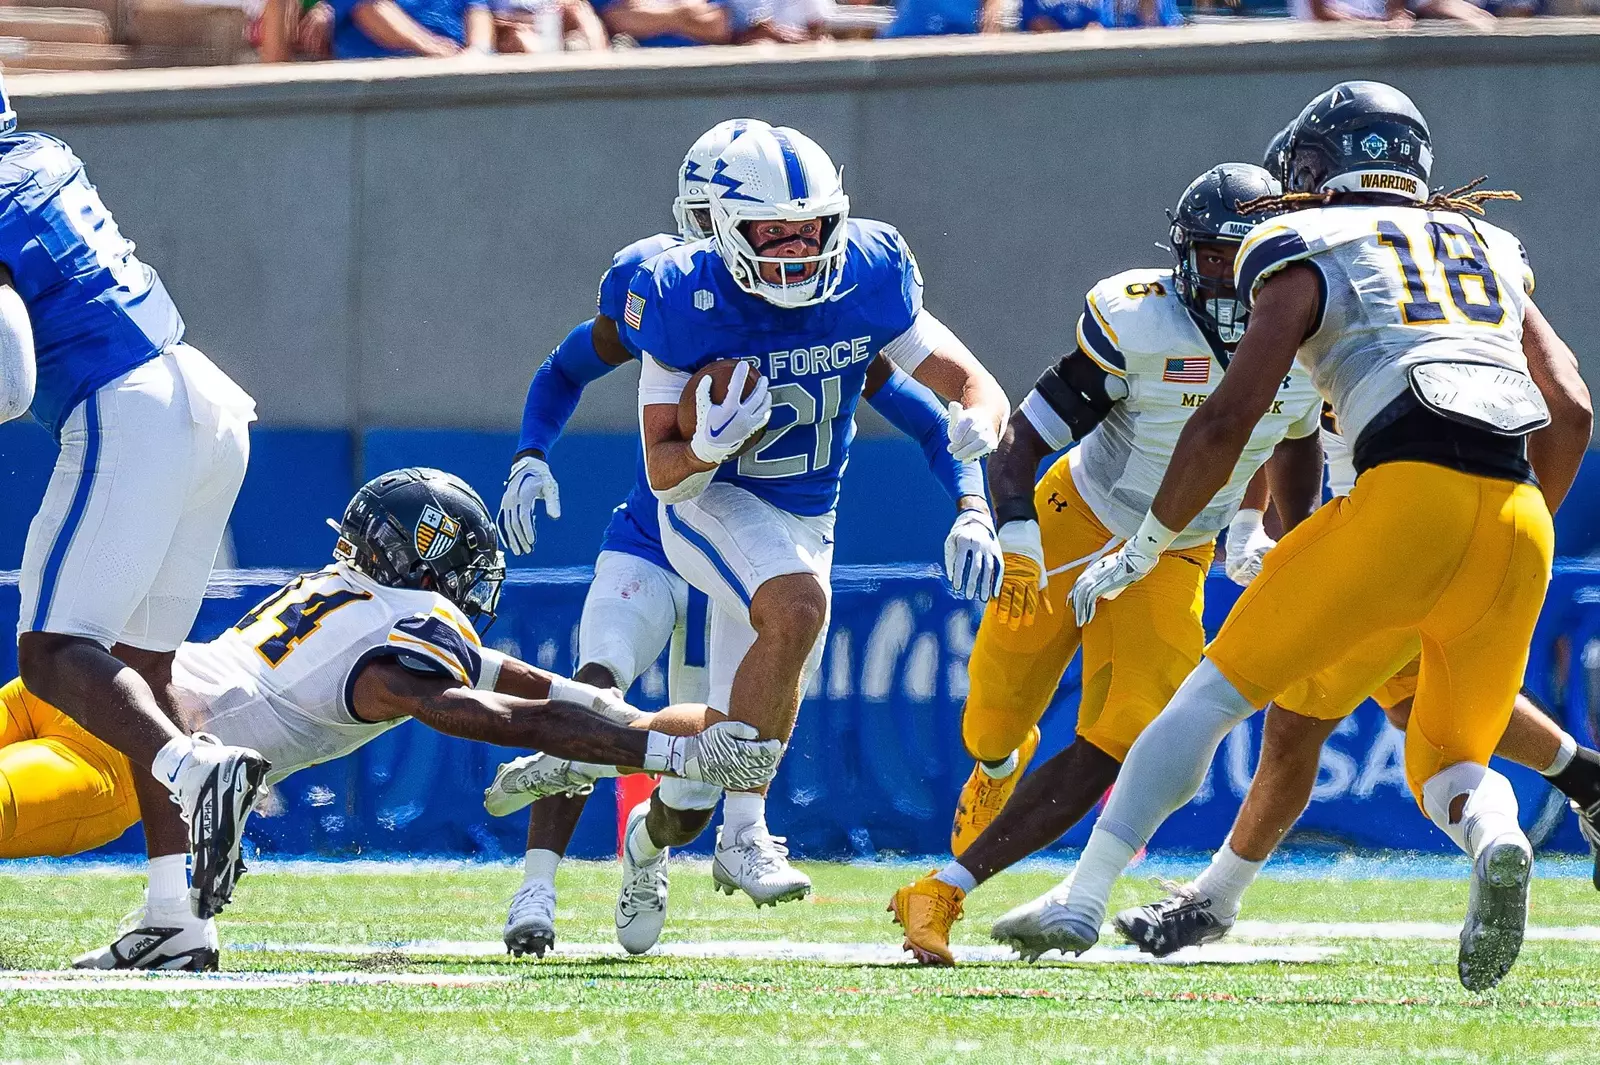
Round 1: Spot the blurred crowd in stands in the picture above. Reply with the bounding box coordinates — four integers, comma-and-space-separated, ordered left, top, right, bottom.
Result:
0, 0, 1592, 72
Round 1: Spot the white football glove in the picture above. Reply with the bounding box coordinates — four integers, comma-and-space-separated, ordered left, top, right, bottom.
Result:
946, 401, 1000, 462
670, 720, 785, 792
1069, 513, 1176, 626
944, 508, 1003, 601
498, 455, 560, 556
690, 362, 772, 465
1224, 508, 1277, 587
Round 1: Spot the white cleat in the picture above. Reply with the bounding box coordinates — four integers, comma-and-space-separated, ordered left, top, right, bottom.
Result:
990, 879, 1099, 961
483, 754, 597, 818
168, 733, 270, 919
1458, 834, 1533, 991
72, 906, 220, 971
503, 879, 557, 959
711, 824, 811, 907
615, 802, 669, 955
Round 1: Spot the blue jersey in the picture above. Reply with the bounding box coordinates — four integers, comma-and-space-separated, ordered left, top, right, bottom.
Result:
626, 218, 923, 518
1019, 0, 1107, 29
596, 232, 683, 570
0, 132, 183, 438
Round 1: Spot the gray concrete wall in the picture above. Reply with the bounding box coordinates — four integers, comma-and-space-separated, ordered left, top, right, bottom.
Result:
12, 21, 1600, 432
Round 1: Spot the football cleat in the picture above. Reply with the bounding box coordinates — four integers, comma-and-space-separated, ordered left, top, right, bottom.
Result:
168, 733, 270, 919
503, 879, 557, 959
990, 879, 1098, 961
484, 754, 597, 818
615, 802, 670, 955
887, 874, 964, 966
1113, 879, 1236, 957
72, 907, 219, 972
951, 726, 1040, 857
1458, 835, 1532, 992
712, 824, 811, 907
1570, 798, 1600, 891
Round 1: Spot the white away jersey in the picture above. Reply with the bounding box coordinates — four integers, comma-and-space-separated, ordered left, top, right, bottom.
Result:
1234, 204, 1535, 442
172, 563, 487, 784
1057, 268, 1321, 550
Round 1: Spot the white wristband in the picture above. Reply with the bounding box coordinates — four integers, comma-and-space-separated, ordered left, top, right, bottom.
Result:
1128, 511, 1180, 561
642, 730, 679, 773
475, 647, 505, 692
547, 675, 600, 709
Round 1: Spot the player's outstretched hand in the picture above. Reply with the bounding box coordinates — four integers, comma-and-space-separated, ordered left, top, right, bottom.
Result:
945, 508, 1003, 602
993, 519, 1049, 630
690, 362, 772, 465
499, 455, 561, 555
673, 721, 784, 792
1070, 541, 1158, 627
946, 401, 1000, 462
1224, 508, 1276, 587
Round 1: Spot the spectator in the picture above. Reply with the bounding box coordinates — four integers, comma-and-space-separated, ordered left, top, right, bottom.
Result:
257, 0, 334, 60
494, 0, 609, 50
1292, 0, 1494, 25
1102, 0, 1181, 25
593, 0, 777, 45
881, 0, 978, 37
1002, 0, 1107, 31
724, 0, 835, 38
330, 0, 494, 57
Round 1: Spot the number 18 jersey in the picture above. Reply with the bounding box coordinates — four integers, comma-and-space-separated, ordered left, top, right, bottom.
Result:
0, 132, 185, 438
1234, 204, 1534, 443
172, 563, 488, 783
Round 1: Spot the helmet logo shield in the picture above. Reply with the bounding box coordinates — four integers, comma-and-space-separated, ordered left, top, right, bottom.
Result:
415, 505, 461, 562
1361, 133, 1389, 160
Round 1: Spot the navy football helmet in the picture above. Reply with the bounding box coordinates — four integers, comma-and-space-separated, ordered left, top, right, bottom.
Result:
1169, 163, 1282, 346
1263, 124, 1292, 185
1283, 81, 1432, 203
334, 468, 505, 626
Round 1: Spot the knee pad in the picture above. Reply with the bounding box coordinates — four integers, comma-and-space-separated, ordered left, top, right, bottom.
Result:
960, 702, 1034, 764
657, 776, 722, 811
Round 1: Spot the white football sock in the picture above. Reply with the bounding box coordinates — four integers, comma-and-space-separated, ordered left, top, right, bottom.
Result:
980, 750, 1018, 780
1191, 837, 1265, 916
721, 791, 766, 839
1062, 827, 1137, 930
146, 853, 190, 916
150, 735, 195, 794
1422, 762, 1523, 859
523, 848, 560, 885
628, 816, 664, 861
1541, 732, 1578, 777
933, 862, 977, 895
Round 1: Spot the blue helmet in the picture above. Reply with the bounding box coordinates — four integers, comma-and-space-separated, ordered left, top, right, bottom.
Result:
0, 72, 15, 135
1283, 81, 1432, 203
1262, 123, 1293, 185
1169, 163, 1282, 347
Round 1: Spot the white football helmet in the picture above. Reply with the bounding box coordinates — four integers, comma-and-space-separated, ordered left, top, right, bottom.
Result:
706, 126, 850, 309
673, 118, 771, 242
0, 72, 15, 136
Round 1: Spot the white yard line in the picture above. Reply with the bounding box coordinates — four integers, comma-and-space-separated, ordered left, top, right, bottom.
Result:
0, 971, 512, 991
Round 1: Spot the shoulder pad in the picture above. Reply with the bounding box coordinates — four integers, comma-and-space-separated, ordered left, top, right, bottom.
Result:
384, 606, 484, 687
1469, 216, 1535, 296
1076, 269, 1186, 377
612, 232, 682, 276
1233, 211, 1347, 308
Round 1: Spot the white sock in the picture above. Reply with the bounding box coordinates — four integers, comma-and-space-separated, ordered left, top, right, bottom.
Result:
980, 751, 1018, 779
1063, 826, 1138, 930
1422, 762, 1524, 859
1542, 732, 1578, 777
523, 848, 560, 884
934, 862, 977, 895
721, 791, 766, 839
1191, 837, 1265, 916
146, 854, 190, 916
150, 735, 195, 793
628, 815, 664, 860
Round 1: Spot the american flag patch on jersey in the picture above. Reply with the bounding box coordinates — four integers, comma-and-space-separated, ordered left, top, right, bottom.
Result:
624, 292, 645, 330
1163, 357, 1210, 384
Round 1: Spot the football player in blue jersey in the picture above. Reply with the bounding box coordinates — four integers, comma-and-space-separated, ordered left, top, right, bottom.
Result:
0, 75, 270, 943
628, 125, 1010, 911
486, 119, 1004, 957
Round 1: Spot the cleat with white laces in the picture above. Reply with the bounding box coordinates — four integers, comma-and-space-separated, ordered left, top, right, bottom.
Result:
1571, 799, 1600, 892
615, 802, 670, 954
503, 879, 557, 958
72, 907, 219, 971
484, 754, 597, 818
1114, 879, 1236, 957
1458, 835, 1532, 991
167, 733, 270, 919
711, 824, 811, 907
990, 878, 1098, 961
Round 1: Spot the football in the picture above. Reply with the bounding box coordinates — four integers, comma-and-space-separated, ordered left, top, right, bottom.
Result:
678, 358, 766, 457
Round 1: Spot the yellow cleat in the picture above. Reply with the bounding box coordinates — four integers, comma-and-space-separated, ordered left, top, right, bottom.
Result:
950, 726, 1041, 857
888, 874, 965, 966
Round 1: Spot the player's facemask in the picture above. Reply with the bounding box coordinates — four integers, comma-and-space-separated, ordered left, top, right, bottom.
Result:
1175, 236, 1247, 347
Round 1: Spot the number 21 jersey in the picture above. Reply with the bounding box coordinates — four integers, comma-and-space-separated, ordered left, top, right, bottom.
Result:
0, 132, 184, 437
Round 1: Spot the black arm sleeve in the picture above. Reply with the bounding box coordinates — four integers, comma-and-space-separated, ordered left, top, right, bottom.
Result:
1025, 348, 1123, 445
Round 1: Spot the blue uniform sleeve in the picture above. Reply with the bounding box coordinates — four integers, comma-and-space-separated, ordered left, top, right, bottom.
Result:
888, 229, 925, 337
515, 319, 617, 457
623, 264, 682, 369
867, 367, 984, 503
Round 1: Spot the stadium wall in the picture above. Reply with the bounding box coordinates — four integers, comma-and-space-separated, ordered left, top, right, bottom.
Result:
9, 21, 1600, 434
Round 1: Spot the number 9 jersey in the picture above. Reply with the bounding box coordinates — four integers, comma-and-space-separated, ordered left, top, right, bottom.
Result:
0, 132, 184, 438
170, 562, 491, 784
1234, 204, 1535, 445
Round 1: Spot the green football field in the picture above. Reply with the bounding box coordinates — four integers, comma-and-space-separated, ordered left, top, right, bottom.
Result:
2, 858, 1598, 1064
